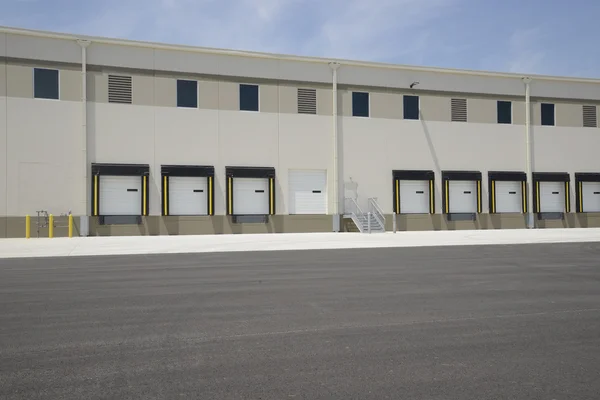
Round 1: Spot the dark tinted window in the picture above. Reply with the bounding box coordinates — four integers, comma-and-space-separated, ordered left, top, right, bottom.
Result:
497, 101, 512, 124
541, 103, 555, 126
240, 84, 259, 111
34, 68, 59, 99
403, 95, 419, 120
352, 92, 369, 117
177, 80, 198, 108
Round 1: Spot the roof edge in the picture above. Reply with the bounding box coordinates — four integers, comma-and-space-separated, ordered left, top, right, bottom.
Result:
2, 25, 600, 85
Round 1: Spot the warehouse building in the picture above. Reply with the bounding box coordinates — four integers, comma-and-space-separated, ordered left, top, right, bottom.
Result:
1, 26, 600, 237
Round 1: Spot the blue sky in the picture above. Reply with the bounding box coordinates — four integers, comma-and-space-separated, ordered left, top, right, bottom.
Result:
2, 0, 599, 78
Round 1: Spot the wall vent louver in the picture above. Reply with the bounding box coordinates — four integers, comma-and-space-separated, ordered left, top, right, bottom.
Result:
108, 75, 133, 104
583, 105, 597, 128
297, 88, 317, 114
451, 98, 467, 122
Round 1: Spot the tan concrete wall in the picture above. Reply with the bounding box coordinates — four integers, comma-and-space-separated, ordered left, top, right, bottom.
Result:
370, 92, 402, 119
0, 95, 6, 217
556, 103, 583, 128
218, 81, 238, 111
199, 80, 219, 110
341, 115, 600, 215
7, 64, 33, 98
4, 213, 600, 237
5, 97, 83, 217
468, 98, 496, 124
0, 62, 7, 97
86, 215, 333, 236
132, 74, 154, 106
260, 83, 279, 113
420, 95, 451, 122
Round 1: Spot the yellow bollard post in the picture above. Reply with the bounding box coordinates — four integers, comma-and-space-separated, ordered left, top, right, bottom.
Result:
25, 215, 31, 239
68, 214, 73, 238
48, 214, 54, 238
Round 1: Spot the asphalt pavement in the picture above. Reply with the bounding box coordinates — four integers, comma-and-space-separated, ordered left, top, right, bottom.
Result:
1, 242, 600, 399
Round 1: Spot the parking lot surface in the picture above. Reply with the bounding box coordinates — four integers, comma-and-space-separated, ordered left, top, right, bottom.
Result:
1, 242, 600, 399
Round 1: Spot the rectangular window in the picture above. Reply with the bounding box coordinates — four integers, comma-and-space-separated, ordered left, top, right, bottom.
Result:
403, 95, 419, 120
177, 79, 198, 108
352, 91, 369, 117
541, 103, 555, 126
497, 101, 512, 124
33, 68, 59, 100
240, 84, 259, 111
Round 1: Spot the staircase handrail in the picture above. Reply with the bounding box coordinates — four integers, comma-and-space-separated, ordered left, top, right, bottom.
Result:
344, 197, 366, 233
344, 197, 364, 217
368, 197, 386, 229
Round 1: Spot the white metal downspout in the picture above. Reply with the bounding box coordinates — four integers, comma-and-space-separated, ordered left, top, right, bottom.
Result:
523, 77, 534, 229
78, 39, 91, 236
330, 62, 341, 232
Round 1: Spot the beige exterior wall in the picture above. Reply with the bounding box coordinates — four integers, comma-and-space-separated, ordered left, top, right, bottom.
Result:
371, 91, 403, 119
7, 63, 33, 99
30, 64, 593, 127
341, 116, 600, 215
556, 103, 583, 128
5, 97, 83, 216
198, 80, 219, 110
420, 95, 451, 122
2, 30, 600, 237
132, 74, 154, 106
6, 61, 81, 101
0, 95, 6, 217
467, 98, 496, 124
88, 104, 332, 216
0, 62, 6, 97
513, 100, 526, 125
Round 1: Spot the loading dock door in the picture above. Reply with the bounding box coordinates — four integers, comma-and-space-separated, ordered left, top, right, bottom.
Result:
448, 180, 477, 213
289, 170, 327, 214
582, 182, 600, 212
539, 181, 565, 212
495, 181, 522, 213
233, 178, 270, 215
99, 175, 141, 215
399, 180, 430, 214
169, 176, 208, 215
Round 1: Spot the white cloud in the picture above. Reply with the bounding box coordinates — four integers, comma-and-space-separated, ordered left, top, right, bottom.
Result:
304, 0, 455, 61
5, 0, 456, 63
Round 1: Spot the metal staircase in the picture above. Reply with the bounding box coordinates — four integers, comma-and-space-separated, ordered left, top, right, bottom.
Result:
344, 197, 386, 233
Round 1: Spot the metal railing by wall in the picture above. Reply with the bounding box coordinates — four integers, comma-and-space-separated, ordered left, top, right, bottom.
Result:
25, 210, 75, 239
344, 197, 385, 233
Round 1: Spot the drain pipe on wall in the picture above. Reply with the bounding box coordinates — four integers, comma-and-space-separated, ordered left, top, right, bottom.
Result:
329, 62, 341, 232
523, 76, 534, 229
78, 39, 91, 236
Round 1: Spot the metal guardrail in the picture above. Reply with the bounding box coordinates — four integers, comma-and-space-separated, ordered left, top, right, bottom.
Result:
26, 210, 74, 239
368, 197, 385, 229
345, 198, 387, 233
344, 197, 367, 233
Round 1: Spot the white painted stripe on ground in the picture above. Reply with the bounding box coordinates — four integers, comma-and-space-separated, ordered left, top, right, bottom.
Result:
0, 228, 599, 259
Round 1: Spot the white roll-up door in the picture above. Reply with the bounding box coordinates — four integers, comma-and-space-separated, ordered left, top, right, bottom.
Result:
169, 176, 208, 215
233, 177, 270, 215
495, 181, 522, 213
289, 170, 327, 214
582, 182, 600, 212
449, 180, 477, 213
99, 175, 141, 215
399, 180, 429, 214
539, 181, 565, 212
